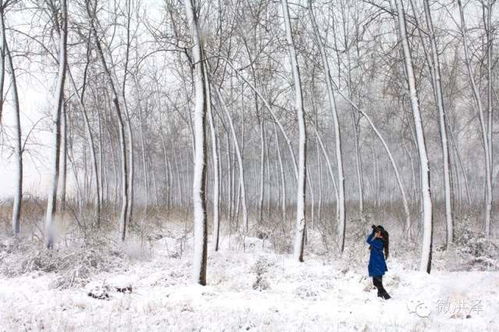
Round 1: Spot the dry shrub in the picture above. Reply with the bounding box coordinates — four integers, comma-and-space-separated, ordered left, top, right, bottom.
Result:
252, 256, 271, 291
0, 237, 125, 289
452, 223, 498, 271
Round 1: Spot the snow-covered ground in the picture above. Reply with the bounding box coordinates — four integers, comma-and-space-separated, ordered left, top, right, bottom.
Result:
0, 228, 497, 331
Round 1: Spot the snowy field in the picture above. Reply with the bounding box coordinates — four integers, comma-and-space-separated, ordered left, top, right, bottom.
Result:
0, 225, 497, 332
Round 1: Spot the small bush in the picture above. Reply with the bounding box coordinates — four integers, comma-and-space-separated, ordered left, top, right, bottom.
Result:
252, 256, 271, 291
453, 225, 498, 271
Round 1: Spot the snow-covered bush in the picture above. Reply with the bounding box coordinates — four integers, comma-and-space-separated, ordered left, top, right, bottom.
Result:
269, 230, 292, 254
252, 256, 271, 291
452, 223, 498, 271
0, 237, 125, 288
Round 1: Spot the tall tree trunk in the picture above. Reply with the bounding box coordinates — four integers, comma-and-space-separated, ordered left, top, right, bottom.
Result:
122, 0, 134, 228
309, 1, 345, 252
67, 53, 101, 225
258, 114, 265, 225
185, 0, 208, 285
138, 105, 149, 216
423, 0, 453, 247
167, 159, 172, 209
0, 1, 4, 124
457, 0, 492, 236
340, 4, 363, 217
228, 134, 235, 223
307, 164, 314, 230
274, 122, 286, 223
87, 0, 129, 240
282, 0, 307, 262
98, 113, 104, 206
2, 4, 22, 235
394, 0, 433, 273
160, 133, 171, 208
59, 101, 67, 213
215, 88, 248, 233
316, 135, 323, 228
173, 148, 182, 207
45, 0, 68, 248
484, 0, 494, 236
205, 67, 220, 251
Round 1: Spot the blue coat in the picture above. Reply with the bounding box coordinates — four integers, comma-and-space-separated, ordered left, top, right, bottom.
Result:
367, 232, 388, 277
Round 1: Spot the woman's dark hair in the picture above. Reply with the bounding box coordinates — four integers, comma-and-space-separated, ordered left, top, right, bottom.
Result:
371, 225, 390, 258
375, 225, 390, 259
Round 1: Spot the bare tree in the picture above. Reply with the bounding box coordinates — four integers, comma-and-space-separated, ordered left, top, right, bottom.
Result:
309, 0, 346, 252
45, 0, 68, 248
0, 0, 4, 124
393, 0, 433, 273
205, 66, 220, 251
457, 0, 493, 237
422, 0, 453, 246
2, 0, 22, 235
67, 34, 101, 226
281, 0, 307, 262
87, 0, 130, 240
185, 0, 208, 285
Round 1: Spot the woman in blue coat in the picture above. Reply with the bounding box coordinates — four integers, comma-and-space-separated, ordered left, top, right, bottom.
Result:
367, 225, 391, 299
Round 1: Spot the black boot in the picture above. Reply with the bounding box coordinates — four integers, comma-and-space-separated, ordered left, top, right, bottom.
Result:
373, 276, 391, 300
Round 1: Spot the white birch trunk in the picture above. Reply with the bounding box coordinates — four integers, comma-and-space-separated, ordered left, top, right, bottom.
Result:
317, 135, 323, 227
423, 0, 453, 246
185, 0, 208, 285
122, 0, 134, 228
59, 101, 67, 213
98, 111, 104, 205
138, 106, 149, 216
274, 122, 286, 223
160, 133, 171, 208
204, 67, 220, 252
2, 4, 22, 235
394, 0, 433, 273
0, 1, 4, 124
282, 0, 307, 262
258, 115, 265, 225
484, 0, 494, 237
215, 88, 248, 232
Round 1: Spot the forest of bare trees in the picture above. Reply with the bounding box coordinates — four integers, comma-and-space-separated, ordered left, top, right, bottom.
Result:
0, 0, 497, 285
